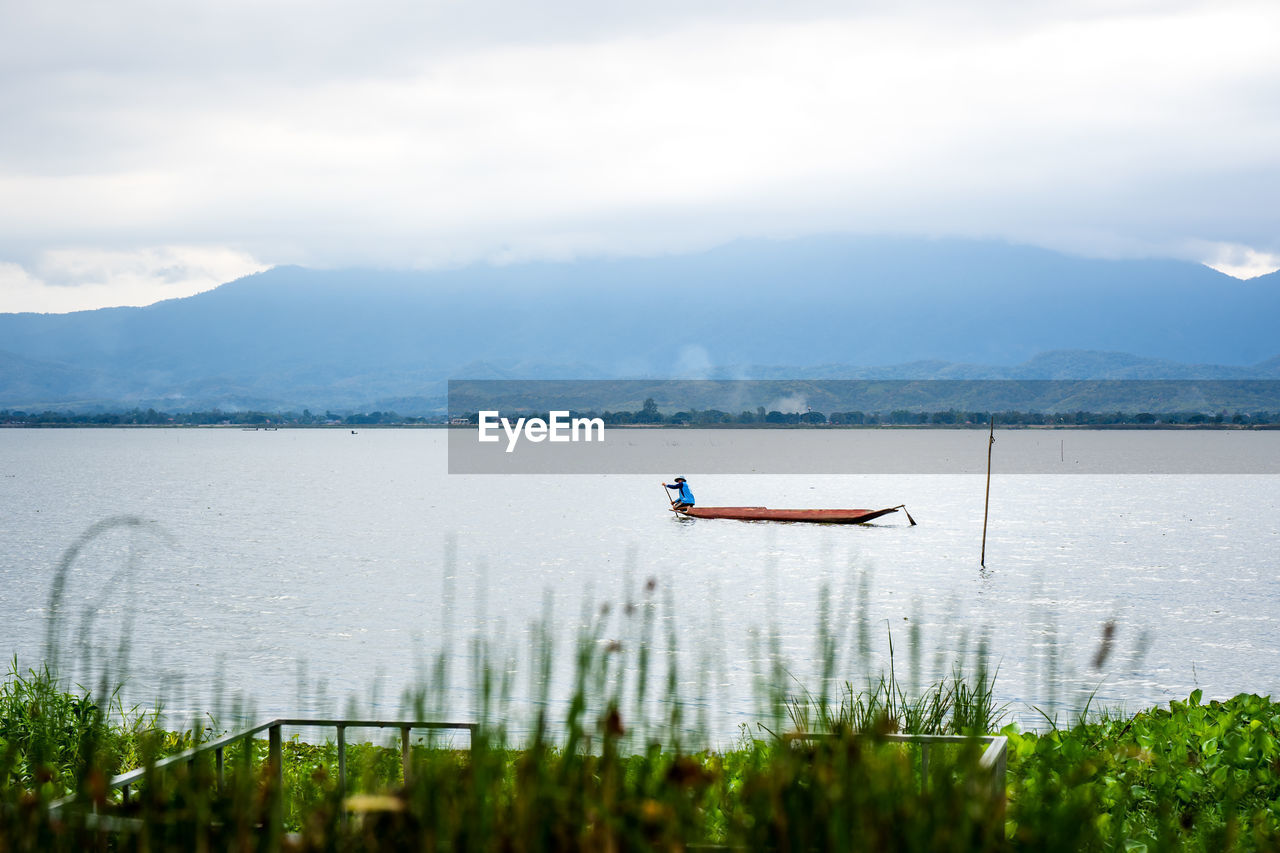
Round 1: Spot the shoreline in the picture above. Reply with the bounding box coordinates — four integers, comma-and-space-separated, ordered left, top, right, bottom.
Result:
4, 421, 1279, 430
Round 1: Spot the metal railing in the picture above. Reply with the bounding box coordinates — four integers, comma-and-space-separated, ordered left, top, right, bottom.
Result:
785, 732, 1009, 806
47, 720, 1007, 836
51, 717, 477, 828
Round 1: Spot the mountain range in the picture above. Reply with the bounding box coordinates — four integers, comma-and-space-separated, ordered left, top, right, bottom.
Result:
1, 236, 1278, 413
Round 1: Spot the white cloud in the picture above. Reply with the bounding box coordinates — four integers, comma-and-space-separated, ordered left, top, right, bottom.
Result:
1, 0, 1278, 311
0, 247, 267, 313
769, 394, 810, 414
674, 345, 714, 379
1200, 243, 1280, 280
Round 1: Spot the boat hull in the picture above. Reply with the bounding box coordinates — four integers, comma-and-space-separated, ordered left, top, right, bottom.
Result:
676, 506, 901, 524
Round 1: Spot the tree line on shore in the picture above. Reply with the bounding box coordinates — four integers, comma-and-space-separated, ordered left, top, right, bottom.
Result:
4, 403, 1280, 427
0, 408, 429, 426
459, 398, 1280, 427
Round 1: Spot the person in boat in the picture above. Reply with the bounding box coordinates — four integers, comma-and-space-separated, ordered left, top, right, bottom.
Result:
662, 476, 695, 510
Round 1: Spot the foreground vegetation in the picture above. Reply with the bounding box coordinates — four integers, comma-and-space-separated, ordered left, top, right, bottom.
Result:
3, 655, 1280, 851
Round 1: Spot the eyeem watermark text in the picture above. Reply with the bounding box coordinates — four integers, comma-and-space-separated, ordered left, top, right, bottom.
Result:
477, 410, 606, 452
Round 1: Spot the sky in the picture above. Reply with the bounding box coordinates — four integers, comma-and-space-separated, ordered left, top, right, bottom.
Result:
1, 0, 1278, 313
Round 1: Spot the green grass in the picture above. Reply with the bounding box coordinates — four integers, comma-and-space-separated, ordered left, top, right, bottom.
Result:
6, 650, 1280, 851
0, 657, 209, 799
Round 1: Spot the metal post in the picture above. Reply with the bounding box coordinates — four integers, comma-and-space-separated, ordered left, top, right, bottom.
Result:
401, 727, 412, 784
992, 744, 1007, 815
268, 724, 284, 835
337, 724, 348, 827
216, 747, 224, 791
921, 742, 930, 791
337, 725, 347, 802
981, 416, 995, 567
122, 783, 130, 804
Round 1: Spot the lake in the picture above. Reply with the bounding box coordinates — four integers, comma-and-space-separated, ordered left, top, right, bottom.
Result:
2, 427, 1278, 742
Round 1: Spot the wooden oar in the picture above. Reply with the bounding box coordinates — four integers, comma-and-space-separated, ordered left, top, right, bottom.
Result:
893, 504, 917, 526
662, 483, 679, 513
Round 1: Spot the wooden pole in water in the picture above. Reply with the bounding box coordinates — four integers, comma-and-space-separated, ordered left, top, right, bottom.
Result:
981, 415, 995, 567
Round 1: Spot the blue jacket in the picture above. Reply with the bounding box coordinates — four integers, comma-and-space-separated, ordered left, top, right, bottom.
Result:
666, 482, 695, 505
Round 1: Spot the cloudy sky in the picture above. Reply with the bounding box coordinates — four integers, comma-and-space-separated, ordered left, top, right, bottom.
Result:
2, 0, 1278, 312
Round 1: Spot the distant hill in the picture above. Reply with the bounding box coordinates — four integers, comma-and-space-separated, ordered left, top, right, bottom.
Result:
731, 350, 1280, 381
1, 236, 1278, 413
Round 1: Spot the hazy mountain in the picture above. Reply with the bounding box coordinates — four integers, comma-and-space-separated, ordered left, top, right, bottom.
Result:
1, 236, 1278, 412
732, 350, 1280, 381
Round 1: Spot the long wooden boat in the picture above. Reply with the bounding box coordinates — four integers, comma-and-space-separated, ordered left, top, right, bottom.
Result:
674, 505, 914, 525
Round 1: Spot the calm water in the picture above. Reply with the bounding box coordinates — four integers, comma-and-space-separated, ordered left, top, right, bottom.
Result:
2, 428, 1279, 741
